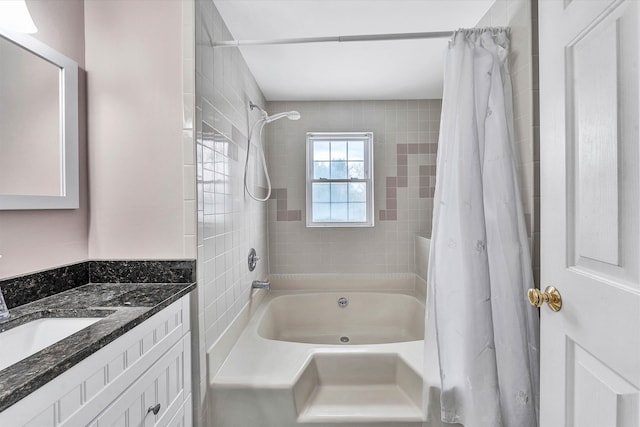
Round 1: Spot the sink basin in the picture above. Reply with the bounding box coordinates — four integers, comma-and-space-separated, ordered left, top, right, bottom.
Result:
0, 317, 101, 371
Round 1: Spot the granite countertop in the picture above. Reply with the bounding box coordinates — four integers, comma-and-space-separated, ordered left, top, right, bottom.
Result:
0, 281, 195, 412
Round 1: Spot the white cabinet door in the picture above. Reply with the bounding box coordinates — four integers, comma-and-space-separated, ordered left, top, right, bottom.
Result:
539, 0, 640, 426
0, 296, 189, 427
92, 335, 189, 427
166, 396, 192, 427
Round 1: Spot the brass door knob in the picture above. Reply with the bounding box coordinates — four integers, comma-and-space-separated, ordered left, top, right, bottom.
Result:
528, 286, 562, 312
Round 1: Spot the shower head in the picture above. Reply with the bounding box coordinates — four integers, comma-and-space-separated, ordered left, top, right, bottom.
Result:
264, 111, 301, 123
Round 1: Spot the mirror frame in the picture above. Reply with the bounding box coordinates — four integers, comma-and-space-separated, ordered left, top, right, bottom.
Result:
0, 28, 79, 210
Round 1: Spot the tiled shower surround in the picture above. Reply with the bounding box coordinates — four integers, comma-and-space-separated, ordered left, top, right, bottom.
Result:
196, 0, 268, 348
193, 1, 538, 424
265, 100, 441, 274
194, 0, 269, 420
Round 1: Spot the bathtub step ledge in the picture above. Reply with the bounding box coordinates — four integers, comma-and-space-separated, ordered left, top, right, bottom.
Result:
297, 384, 424, 423
293, 353, 426, 423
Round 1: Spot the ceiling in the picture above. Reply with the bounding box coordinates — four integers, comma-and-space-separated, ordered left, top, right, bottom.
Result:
213, 1, 495, 101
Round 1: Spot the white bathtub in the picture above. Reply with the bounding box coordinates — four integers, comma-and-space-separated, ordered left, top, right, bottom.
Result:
209, 289, 432, 427
258, 292, 425, 345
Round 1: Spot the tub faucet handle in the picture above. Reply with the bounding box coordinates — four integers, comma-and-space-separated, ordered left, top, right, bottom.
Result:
248, 248, 260, 272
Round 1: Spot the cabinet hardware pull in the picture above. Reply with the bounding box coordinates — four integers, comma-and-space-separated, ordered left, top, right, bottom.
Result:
147, 403, 161, 416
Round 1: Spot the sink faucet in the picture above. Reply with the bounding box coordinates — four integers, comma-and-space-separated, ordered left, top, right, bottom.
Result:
252, 280, 270, 290
0, 255, 7, 320
0, 286, 9, 320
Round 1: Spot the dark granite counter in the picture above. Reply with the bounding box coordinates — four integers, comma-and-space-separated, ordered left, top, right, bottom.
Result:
0, 281, 195, 412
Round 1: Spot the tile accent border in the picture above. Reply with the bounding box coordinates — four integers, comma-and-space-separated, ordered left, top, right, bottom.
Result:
419, 165, 437, 198
271, 188, 302, 221
380, 143, 437, 221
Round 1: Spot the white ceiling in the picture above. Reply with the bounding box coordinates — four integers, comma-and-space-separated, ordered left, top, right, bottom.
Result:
213, 0, 495, 101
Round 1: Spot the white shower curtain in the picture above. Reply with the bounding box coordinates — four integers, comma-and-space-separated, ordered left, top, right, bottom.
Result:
425, 28, 539, 427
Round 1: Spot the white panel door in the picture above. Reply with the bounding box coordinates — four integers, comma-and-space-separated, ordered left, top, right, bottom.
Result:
539, 0, 640, 426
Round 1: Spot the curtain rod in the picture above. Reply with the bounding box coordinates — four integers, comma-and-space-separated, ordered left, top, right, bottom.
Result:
212, 31, 454, 47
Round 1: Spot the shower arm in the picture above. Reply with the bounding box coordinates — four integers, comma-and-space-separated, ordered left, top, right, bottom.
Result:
250, 102, 268, 119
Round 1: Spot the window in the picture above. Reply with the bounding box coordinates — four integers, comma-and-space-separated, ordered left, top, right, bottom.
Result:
306, 132, 374, 227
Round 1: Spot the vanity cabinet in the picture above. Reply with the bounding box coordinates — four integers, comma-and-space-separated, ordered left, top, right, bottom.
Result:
0, 295, 192, 426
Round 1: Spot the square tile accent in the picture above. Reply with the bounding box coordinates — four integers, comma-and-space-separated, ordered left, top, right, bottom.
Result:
387, 198, 397, 210
380, 142, 439, 216
272, 187, 301, 222
387, 187, 397, 198
288, 210, 302, 221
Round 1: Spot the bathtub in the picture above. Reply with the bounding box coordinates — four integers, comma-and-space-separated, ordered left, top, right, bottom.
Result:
209, 289, 431, 427
258, 292, 425, 345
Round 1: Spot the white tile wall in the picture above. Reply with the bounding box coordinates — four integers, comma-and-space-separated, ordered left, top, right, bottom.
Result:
194, 0, 268, 421
265, 100, 441, 275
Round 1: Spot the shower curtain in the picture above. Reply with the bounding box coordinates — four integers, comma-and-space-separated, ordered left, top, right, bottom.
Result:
425, 28, 539, 427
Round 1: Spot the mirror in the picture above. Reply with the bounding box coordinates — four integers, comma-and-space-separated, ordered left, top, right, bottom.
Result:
0, 28, 79, 209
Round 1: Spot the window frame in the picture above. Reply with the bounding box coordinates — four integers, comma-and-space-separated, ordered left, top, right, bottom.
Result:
305, 132, 375, 228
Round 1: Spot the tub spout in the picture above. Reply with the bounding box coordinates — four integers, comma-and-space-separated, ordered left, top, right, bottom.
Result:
252, 280, 270, 290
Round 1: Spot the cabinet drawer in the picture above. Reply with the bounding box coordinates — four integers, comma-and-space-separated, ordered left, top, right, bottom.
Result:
0, 296, 190, 427
89, 334, 189, 427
